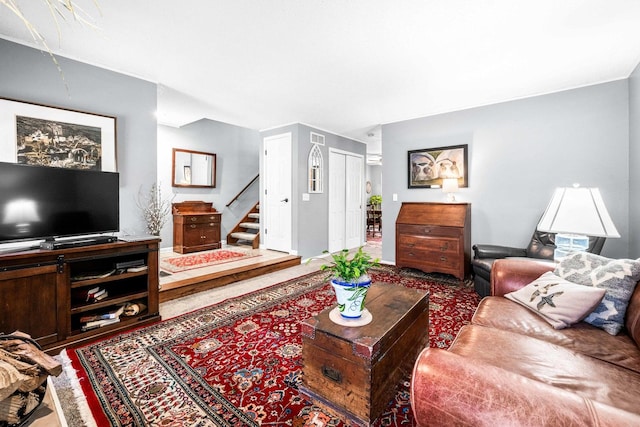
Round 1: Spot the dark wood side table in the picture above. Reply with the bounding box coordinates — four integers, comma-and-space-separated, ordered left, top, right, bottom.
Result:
172, 201, 221, 254
300, 283, 429, 426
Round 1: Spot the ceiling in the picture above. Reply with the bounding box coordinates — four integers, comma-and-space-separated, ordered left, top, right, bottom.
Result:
2, 0, 640, 162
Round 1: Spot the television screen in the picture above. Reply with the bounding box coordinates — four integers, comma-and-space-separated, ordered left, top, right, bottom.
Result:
0, 162, 119, 243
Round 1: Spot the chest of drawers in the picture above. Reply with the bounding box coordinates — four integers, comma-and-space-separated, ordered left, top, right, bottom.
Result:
172, 201, 222, 254
395, 202, 471, 280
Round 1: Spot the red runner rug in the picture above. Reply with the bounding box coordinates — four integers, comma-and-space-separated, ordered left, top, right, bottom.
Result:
160, 248, 260, 273
67, 266, 480, 426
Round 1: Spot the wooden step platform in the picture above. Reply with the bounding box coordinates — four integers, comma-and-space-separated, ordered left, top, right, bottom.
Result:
159, 253, 301, 303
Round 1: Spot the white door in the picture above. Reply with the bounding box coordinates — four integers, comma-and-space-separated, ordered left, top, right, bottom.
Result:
328, 151, 346, 253
328, 150, 364, 253
345, 154, 363, 249
263, 133, 292, 252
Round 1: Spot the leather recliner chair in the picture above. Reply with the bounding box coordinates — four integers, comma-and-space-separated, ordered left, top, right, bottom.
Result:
471, 230, 606, 297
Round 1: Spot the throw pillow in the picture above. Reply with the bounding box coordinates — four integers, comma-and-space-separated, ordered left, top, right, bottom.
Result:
554, 252, 640, 335
505, 272, 606, 329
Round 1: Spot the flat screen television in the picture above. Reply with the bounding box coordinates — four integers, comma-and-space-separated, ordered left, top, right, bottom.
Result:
0, 162, 119, 244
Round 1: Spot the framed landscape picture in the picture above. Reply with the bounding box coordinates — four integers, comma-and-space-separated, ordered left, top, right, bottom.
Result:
0, 97, 117, 171
408, 144, 468, 188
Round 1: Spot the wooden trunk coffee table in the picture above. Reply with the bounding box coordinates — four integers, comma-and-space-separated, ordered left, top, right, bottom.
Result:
299, 282, 429, 426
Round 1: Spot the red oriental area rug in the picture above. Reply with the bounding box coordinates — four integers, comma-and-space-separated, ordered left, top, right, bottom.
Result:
160, 248, 260, 273
66, 266, 480, 426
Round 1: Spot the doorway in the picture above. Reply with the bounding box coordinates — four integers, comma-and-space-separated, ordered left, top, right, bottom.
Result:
328, 149, 364, 253
263, 133, 292, 253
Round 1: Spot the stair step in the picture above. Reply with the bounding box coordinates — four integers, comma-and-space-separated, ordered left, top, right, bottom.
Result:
240, 222, 260, 230
231, 232, 258, 241
248, 213, 260, 219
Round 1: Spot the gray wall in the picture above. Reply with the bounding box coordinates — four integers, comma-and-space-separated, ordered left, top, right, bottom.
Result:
630, 63, 640, 258
366, 164, 383, 203
0, 39, 157, 240
158, 120, 261, 248
382, 81, 630, 263
261, 124, 366, 258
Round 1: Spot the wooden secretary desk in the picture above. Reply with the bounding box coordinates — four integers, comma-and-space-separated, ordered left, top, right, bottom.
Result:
172, 201, 222, 254
395, 202, 471, 280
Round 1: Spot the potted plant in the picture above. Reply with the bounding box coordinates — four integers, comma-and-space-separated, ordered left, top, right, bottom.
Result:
321, 247, 380, 318
369, 195, 382, 209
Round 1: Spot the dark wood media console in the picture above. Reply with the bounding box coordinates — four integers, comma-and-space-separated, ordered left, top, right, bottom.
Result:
0, 239, 161, 354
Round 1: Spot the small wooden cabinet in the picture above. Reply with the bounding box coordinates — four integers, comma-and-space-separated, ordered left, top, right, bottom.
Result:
172, 201, 221, 254
395, 202, 471, 280
0, 239, 161, 354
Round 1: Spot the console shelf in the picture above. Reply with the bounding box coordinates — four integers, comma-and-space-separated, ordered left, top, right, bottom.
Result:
70, 270, 148, 288
70, 291, 149, 314
0, 239, 161, 354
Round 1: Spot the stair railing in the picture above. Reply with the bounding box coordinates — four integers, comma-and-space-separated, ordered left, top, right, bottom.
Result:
226, 174, 259, 207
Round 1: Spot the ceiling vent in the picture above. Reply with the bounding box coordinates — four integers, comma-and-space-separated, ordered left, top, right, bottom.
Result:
310, 131, 325, 145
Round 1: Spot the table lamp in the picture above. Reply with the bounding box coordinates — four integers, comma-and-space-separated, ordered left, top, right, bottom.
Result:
442, 178, 459, 202
537, 185, 620, 260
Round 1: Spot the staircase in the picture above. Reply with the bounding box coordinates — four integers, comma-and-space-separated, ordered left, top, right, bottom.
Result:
227, 202, 260, 249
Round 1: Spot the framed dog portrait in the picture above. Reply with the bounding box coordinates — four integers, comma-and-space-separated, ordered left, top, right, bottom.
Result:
408, 144, 468, 188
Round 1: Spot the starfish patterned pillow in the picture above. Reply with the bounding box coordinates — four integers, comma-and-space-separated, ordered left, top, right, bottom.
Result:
554, 252, 640, 335
505, 272, 606, 329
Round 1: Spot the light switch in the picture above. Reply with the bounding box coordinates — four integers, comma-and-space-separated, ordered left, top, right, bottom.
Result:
392, 193, 398, 201
302, 193, 310, 201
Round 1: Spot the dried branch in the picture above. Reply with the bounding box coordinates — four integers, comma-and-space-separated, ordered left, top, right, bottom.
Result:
136, 183, 173, 236
0, 0, 101, 89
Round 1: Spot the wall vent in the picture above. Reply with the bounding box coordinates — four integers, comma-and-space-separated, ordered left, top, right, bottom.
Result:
310, 132, 325, 145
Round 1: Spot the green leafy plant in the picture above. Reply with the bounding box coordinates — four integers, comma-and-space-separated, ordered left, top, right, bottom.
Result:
320, 247, 380, 282
369, 194, 382, 207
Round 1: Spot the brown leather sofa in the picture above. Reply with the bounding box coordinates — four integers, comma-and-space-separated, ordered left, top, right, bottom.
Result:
411, 258, 640, 426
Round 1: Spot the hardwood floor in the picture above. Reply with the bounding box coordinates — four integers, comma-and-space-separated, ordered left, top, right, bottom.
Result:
158, 246, 302, 303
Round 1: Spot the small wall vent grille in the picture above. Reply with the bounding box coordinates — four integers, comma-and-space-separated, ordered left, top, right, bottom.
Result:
310, 132, 325, 145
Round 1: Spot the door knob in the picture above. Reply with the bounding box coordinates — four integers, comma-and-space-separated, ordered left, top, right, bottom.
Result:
281, 198, 289, 203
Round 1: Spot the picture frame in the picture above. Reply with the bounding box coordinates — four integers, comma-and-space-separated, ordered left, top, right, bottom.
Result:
0, 97, 117, 171
408, 144, 468, 188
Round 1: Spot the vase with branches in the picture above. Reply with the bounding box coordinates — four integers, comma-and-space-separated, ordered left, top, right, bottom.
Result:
136, 183, 172, 236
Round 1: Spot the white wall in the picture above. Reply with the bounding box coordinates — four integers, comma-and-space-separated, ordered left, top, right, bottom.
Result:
382, 81, 630, 263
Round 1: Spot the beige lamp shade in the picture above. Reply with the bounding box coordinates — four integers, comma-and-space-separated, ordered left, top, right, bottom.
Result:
537, 187, 620, 238
442, 178, 459, 202
442, 178, 459, 193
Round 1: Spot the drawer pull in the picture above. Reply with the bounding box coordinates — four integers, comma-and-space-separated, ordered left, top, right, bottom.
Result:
440, 243, 449, 251
321, 365, 342, 383
440, 256, 447, 262
190, 217, 197, 222
190, 224, 197, 229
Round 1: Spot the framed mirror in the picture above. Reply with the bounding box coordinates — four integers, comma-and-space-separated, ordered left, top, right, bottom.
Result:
172, 148, 216, 188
